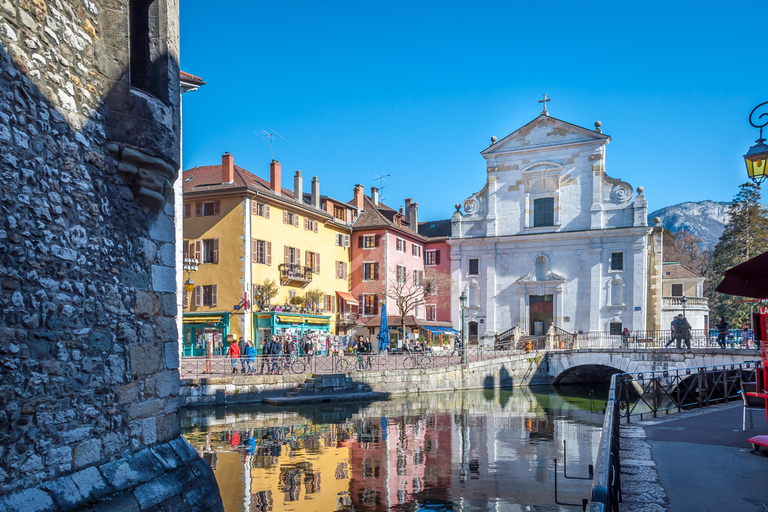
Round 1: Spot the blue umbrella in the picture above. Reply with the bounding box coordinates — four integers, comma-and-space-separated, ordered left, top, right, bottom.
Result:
378, 304, 390, 352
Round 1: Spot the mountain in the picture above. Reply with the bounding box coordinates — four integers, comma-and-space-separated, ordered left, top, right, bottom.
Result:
648, 201, 730, 248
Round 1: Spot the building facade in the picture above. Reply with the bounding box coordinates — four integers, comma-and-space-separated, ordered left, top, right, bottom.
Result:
0, 0, 221, 509
450, 111, 663, 345
181, 154, 356, 354
661, 262, 709, 331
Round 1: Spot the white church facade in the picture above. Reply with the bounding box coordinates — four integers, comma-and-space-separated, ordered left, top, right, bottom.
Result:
449, 106, 663, 344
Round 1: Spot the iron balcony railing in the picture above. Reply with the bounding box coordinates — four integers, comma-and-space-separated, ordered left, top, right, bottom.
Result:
277, 263, 313, 286
587, 361, 762, 511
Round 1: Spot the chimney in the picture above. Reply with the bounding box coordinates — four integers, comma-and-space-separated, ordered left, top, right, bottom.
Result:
396, 207, 404, 227
222, 152, 234, 183
293, 170, 302, 202
270, 159, 281, 195
311, 176, 320, 209
371, 186, 378, 206
409, 201, 418, 232
353, 184, 364, 210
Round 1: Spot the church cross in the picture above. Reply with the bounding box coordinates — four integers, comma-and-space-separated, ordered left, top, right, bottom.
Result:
538, 94, 551, 116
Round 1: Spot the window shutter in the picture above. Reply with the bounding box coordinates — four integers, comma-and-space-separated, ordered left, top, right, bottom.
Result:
314, 222, 318, 233
194, 240, 202, 261
375, 234, 381, 247
344, 235, 350, 247
435, 250, 441, 265
304, 217, 308, 230
315, 253, 320, 274
266, 242, 272, 266
373, 296, 379, 316
183, 240, 189, 259
213, 238, 220, 264
252, 240, 257, 263
195, 202, 202, 216
283, 210, 288, 224
265, 205, 270, 219
252, 201, 257, 215
284, 245, 289, 264
358, 236, 364, 248
373, 262, 379, 281
183, 290, 189, 309
213, 200, 220, 215
335, 261, 340, 279
184, 203, 191, 218
305, 250, 309, 268
343, 262, 348, 280
194, 286, 201, 307
296, 249, 301, 266
294, 215, 299, 228
211, 285, 218, 307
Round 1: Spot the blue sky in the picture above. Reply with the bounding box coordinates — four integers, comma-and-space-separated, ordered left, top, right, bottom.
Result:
179, 1, 767, 222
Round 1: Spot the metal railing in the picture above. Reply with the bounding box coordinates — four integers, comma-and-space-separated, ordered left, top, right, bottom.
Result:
277, 263, 313, 285
588, 361, 762, 511
179, 345, 539, 379
662, 296, 708, 307
577, 329, 759, 349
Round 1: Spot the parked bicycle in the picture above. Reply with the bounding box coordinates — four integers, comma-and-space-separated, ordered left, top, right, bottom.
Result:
403, 352, 430, 369
273, 355, 306, 375
336, 354, 365, 372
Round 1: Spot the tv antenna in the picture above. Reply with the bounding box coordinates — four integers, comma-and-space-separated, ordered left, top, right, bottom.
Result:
256, 129, 285, 159
373, 173, 390, 202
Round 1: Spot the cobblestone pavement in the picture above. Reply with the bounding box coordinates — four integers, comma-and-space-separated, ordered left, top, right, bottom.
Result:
619, 403, 768, 512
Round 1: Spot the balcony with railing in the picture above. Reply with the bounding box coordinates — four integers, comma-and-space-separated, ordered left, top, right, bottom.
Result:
278, 263, 314, 287
662, 296, 708, 308
336, 312, 357, 325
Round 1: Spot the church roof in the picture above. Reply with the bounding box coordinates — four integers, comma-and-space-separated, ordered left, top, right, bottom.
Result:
480, 113, 610, 156
662, 262, 703, 279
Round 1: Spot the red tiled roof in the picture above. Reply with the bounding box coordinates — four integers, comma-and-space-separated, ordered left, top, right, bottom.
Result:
180, 71, 205, 85
351, 196, 425, 240
182, 163, 297, 199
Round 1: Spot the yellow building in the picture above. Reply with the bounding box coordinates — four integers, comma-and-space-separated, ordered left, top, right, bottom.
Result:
181, 153, 357, 355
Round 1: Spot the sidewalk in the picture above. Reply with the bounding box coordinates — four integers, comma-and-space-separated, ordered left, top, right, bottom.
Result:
620, 402, 768, 512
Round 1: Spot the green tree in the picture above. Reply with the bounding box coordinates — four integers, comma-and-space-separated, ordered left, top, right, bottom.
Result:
705, 182, 768, 327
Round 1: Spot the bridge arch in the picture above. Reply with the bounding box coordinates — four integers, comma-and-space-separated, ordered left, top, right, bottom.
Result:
554, 364, 624, 385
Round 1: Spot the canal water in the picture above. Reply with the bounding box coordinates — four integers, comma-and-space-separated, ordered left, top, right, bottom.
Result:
182, 386, 608, 512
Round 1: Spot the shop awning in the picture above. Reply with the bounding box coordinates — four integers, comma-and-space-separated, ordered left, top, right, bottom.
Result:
439, 327, 460, 335
336, 291, 358, 305
277, 315, 303, 323
183, 315, 224, 325
306, 317, 330, 325
422, 326, 442, 333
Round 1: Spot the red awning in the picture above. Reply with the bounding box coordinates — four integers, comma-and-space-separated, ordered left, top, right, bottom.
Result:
715, 250, 768, 299
336, 291, 359, 305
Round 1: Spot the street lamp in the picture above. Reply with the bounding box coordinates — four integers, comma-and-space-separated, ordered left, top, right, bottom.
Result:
745, 102, 768, 184
459, 292, 467, 364
183, 257, 199, 293
682, 295, 688, 318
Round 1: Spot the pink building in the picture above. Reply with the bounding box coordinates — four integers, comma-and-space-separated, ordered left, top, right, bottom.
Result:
349, 186, 452, 348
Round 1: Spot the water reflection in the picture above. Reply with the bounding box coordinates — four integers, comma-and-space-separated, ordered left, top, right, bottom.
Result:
183, 386, 606, 511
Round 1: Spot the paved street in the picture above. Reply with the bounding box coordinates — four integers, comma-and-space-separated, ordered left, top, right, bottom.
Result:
621, 403, 768, 512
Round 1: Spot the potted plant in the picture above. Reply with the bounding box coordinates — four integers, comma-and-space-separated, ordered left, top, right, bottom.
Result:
290, 295, 305, 309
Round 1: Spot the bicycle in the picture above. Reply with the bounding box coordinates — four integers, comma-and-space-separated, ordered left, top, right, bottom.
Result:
336, 354, 365, 372
273, 355, 306, 375
402, 352, 430, 369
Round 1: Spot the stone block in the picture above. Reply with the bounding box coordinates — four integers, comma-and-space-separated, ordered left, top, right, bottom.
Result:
46, 446, 72, 465
141, 417, 157, 445
0, 487, 56, 512
151, 264, 176, 293
169, 437, 200, 463
132, 472, 183, 510
149, 214, 174, 243
87, 492, 141, 512
116, 382, 139, 405
62, 427, 91, 444
153, 370, 180, 398
134, 291, 159, 318
129, 344, 161, 376
126, 398, 165, 420
150, 441, 182, 470
164, 342, 180, 370
44, 474, 84, 509
157, 242, 175, 267
73, 438, 102, 469
100, 448, 166, 492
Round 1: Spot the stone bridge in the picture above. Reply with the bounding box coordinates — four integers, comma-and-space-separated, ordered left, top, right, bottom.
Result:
547, 348, 761, 384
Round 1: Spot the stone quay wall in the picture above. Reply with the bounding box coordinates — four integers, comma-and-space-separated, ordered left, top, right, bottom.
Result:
180, 352, 552, 406
0, 0, 221, 510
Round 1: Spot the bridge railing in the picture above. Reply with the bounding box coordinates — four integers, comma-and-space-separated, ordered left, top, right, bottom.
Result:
577, 329, 717, 349
587, 360, 762, 511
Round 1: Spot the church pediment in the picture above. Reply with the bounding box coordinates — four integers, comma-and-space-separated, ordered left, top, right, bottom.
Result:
481, 115, 610, 156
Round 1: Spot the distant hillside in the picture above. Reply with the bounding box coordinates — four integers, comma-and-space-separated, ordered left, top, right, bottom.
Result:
649, 201, 730, 248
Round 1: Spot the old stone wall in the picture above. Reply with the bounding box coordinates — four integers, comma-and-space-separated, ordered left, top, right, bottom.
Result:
0, 0, 221, 509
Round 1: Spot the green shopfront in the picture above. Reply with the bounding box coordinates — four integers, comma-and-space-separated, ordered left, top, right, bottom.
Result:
253, 312, 330, 353
182, 312, 231, 357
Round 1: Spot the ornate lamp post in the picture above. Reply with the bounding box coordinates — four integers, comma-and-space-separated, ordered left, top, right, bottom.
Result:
682, 295, 688, 318
745, 102, 768, 184
459, 292, 467, 364
183, 257, 198, 293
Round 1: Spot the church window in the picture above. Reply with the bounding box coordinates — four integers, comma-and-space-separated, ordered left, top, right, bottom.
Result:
671, 284, 683, 297
535, 256, 547, 281
610, 252, 624, 271
609, 322, 622, 335
533, 198, 555, 227
468, 258, 479, 276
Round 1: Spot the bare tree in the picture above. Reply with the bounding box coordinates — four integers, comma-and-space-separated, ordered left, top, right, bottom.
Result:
366, 265, 452, 341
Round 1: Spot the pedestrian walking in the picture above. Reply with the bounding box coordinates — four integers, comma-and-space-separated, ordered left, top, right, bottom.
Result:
238, 337, 247, 373
363, 336, 373, 369
226, 340, 240, 373
245, 341, 257, 374
665, 318, 678, 348
679, 315, 692, 349
260, 336, 275, 374
716, 316, 729, 349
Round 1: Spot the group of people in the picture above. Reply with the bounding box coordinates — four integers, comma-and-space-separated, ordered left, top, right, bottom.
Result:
225, 337, 258, 374
665, 314, 693, 349
715, 316, 761, 350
